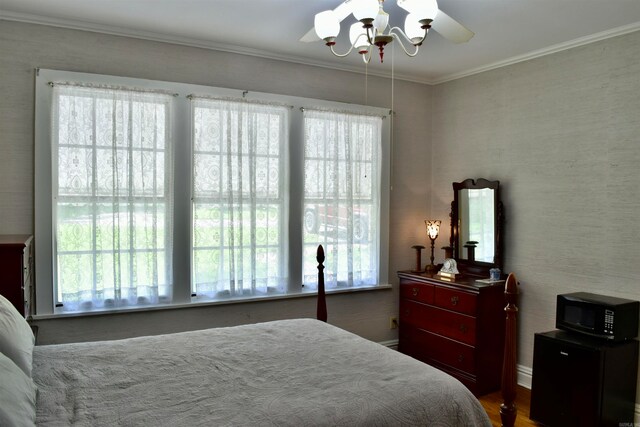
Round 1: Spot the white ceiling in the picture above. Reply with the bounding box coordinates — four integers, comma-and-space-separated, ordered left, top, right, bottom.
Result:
2, 0, 640, 84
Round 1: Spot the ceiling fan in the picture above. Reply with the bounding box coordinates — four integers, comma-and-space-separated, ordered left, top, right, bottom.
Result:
300, 0, 474, 63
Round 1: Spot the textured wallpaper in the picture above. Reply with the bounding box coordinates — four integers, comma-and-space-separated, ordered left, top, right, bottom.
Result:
431, 31, 640, 381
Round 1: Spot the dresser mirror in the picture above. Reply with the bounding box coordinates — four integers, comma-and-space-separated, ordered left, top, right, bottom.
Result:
450, 178, 504, 277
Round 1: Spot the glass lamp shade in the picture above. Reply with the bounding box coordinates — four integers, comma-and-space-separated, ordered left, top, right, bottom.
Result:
398, 0, 439, 20
352, 0, 379, 22
314, 10, 340, 40
425, 219, 441, 240
404, 13, 425, 41
349, 22, 370, 50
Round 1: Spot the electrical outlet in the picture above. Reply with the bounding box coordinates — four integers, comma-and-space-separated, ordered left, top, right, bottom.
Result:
389, 316, 398, 329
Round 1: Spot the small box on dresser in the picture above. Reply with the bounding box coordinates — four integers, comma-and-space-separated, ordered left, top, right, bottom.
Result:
0, 235, 34, 317
397, 271, 506, 396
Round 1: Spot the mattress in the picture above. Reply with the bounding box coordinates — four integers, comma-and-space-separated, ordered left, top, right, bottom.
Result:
32, 318, 491, 426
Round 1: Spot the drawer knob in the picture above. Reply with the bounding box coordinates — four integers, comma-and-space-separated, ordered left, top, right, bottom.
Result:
450, 296, 459, 306
458, 354, 465, 363
404, 309, 410, 317
412, 288, 418, 297
459, 324, 468, 333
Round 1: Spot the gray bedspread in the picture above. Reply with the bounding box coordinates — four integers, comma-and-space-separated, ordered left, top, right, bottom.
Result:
33, 318, 491, 426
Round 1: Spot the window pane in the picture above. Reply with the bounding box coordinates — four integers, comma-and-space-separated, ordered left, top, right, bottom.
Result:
302, 110, 381, 289
52, 85, 173, 312
191, 99, 288, 299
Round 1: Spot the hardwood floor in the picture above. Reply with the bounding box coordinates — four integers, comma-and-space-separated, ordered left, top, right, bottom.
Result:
479, 386, 541, 427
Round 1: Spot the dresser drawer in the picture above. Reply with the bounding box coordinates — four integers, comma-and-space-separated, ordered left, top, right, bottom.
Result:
400, 299, 476, 346
398, 326, 426, 360
399, 326, 476, 374
399, 299, 430, 330
423, 330, 476, 374
400, 281, 434, 305
428, 307, 477, 346
434, 286, 477, 316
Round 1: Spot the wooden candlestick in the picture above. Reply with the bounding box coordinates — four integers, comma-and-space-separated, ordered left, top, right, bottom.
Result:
441, 246, 453, 260
411, 245, 425, 272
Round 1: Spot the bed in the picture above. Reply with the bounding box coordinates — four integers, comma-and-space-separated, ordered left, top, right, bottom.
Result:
1, 245, 518, 426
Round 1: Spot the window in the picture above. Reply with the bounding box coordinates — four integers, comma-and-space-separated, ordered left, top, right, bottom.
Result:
51, 85, 173, 311
191, 98, 289, 299
35, 70, 390, 315
302, 110, 381, 289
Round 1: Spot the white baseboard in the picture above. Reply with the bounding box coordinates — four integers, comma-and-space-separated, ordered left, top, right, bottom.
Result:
516, 363, 532, 389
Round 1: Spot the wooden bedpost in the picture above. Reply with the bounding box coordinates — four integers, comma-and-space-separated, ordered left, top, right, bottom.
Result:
316, 245, 327, 322
500, 272, 519, 427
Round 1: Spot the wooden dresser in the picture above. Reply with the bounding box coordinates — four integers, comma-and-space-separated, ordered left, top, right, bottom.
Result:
398, 271, 506, 396
0, 235, 34, 317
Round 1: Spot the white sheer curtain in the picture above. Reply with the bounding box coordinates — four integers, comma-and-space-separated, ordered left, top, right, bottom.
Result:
302, 109, 381, 289
191, 97, 289, 299
52, 84, 174, 311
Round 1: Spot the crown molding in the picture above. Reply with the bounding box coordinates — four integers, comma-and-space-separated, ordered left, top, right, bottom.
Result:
431, 21, 640, 85
0, 10, 431, 85
2, 10, 640, 86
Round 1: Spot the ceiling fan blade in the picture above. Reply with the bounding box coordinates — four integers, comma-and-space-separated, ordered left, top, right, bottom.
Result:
299, 0, 355, 43
333, 0, 355, 22
431, 10, 474, 44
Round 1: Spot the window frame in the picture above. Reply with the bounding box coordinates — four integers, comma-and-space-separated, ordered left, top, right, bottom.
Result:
35, 69, 390, 315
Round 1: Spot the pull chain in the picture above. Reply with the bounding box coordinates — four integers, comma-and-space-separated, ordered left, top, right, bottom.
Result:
365, 60, 368, 106
390, 42, 395, 191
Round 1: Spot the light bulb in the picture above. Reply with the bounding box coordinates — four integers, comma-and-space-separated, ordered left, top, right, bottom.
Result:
314, 10, 340, 40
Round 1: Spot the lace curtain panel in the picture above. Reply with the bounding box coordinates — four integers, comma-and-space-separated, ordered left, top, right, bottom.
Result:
302, 109, 382, 289
191, 98, 289, 299
52, 85, 174, 311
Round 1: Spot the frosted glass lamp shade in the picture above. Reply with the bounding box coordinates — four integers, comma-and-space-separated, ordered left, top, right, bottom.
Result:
352, 0, 379, 22
315, 10, 340, 40
404, 13, 425, 41
425, 219, 441, 240
373, 8, 389, 34
349, 23, 369, 50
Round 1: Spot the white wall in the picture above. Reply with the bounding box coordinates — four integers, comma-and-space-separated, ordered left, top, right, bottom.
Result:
431, 29, 640, 384
0, 20, 432, 344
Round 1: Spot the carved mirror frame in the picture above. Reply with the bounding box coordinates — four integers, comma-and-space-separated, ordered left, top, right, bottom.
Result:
449, 178, 504, 278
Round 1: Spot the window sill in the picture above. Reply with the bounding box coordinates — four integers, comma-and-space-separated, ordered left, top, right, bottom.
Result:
31, 284, 392, 320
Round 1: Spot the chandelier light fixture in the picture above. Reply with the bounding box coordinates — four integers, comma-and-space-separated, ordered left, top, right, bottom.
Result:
304, 0, 474, 64
314, 0, 437, 63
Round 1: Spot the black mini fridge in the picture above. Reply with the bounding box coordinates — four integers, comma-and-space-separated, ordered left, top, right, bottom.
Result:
530, 330, 638, 427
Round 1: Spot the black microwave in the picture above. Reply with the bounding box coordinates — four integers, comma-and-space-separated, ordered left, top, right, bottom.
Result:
556, 292, 639, 341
